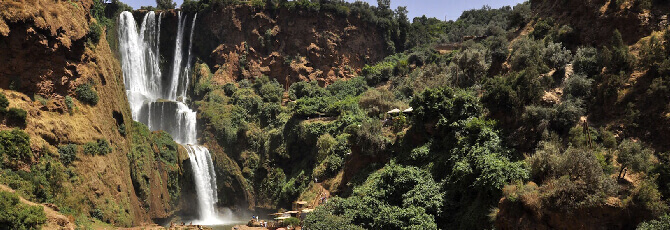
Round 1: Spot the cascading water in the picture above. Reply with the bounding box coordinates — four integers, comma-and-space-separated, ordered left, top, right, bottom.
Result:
118, 11, 224, 225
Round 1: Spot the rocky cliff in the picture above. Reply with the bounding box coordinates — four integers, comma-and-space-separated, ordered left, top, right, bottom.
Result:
0, 0, 187, 227
191, 5, 388, 87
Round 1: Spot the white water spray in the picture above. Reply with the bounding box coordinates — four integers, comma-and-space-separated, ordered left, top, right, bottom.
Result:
118, 11, 225, 225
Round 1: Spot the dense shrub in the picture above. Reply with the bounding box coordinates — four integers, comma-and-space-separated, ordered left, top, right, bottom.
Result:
563, 74, 594, 100
88, 22, 103, 44
601, 30, 634, 73
306, 163, 443, 229
509, 37, 547, 72
288, 81, 329, 100
64, 96, 75, 112
83, 139, 111, 156
353, 119, 388, 156
303, 199, 365, 230
0, 191, 47, 230
6, 107, 27, 127
327, 77, 367, 98
254, 75, 283, 103
0, 93, 8, 110
572, 47, 601, 76
151, 131, 178, 164
626, 179, 668, 216
544, 42, 572, 69
282, 217, 300, 227
358, 88, 402, 117
617, 139, 653, 178
75, 84, 99, 105
638, 214, 670, 230
638, 35, 665, 69
58, 144, 78, 166
551, 99, 585, 134
449, 47, 491, 87
482, 70, 542, 118
0, 129, 32, 168
528, 144, 617, 210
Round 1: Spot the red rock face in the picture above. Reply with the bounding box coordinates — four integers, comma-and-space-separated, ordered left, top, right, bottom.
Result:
191, 5, 388, 87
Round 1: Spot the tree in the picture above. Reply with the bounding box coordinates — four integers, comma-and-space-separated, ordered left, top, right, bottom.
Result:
305, 163, 443, 230
573, 47, 601, 76
602, 30, 633, 73
449, 46, 491, 87
617, 139, 653, 179
156, 0, 176, 10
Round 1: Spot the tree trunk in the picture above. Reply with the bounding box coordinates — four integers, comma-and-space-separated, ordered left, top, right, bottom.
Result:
618, 166, 626, 180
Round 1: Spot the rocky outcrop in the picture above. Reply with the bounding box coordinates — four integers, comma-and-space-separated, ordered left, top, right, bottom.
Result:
192, 5, 388, 87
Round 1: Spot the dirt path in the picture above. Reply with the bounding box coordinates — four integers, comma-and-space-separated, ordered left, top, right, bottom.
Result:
309, 183, 331, 208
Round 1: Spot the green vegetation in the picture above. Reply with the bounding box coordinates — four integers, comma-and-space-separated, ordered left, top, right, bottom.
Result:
638, 214, 670, 230
0, 191, 47, 230
156, 0, 176, 10
58, 144, 78, 166
90, 0, 132, 51
83, 139, 112, 156
0, 93, 8, 111
127, 121, 182, 207
6, 0, 670, 229
175, 1, 670, 229
6, 108, 27, 127
0, 129, 32, 169
75, 84, 99, 106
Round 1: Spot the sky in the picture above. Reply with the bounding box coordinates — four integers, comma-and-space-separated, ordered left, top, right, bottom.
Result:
124, 0, 526, 21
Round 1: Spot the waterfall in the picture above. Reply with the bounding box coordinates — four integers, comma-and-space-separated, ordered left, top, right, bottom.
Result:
186, 145, 220, 222
168, 12, 186, 101
181, 13, 198, 100
118, 11, 224, 225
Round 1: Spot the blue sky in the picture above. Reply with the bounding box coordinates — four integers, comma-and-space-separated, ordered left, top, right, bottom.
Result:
124, 0, 526, 21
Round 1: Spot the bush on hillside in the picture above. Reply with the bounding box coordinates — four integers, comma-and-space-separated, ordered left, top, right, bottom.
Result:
0, 191, 47, 230
289, 81, 329, 100
306, 163, 443, 229
563, 74, 594, 100
88, 22, 103, 44
75, 84, 99, 106
0, 129, 32, 168
58, 144, 78, 166
6, 107, 27, 127
358, 88, 402, 118
83, 139, 111, 156
573, 47, 601, 76
328, 77, 368, 98
254, 76, 284, 103
0, 93, 9, 110
601, 30, 634, 73
544, 42, 572, 69
617, 139, 653, 178
528, 145, 617, 210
